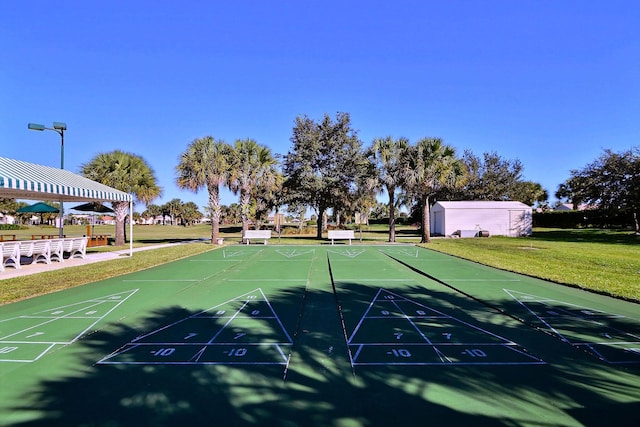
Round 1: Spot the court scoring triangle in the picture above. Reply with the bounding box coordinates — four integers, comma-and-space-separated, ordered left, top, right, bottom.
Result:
98, 288, 293, 365
505, 289, 640, 364
347, 288, 544, 366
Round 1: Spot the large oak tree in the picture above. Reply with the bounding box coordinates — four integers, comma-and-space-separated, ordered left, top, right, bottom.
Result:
559, 147, 640, 233
283, 112, 368, 239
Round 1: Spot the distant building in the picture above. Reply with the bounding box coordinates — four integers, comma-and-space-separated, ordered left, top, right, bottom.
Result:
430, 201, 533, 237
0, 213, 15, 225
554, 203, 593, 211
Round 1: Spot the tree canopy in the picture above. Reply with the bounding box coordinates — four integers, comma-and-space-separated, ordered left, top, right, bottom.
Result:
283, 112, 369, 238
403, 137, 466, 243
176, 136, 230, 242
558, 147, 640, 233
81, 150, 161, 245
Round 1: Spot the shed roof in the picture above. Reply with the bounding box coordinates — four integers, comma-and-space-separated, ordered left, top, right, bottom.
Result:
434, 201, 531, 209
0, 157, 132, 203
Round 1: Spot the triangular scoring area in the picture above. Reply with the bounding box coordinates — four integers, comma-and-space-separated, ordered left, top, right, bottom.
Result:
348, 288, 544, 366
0, 289, 139, 363
222, 248, 261, 259
379, 247, 419, 258
276, 248, 314, 258
98, 288, 292, 365
505, 289, 640, 364
327, 248, 366, 258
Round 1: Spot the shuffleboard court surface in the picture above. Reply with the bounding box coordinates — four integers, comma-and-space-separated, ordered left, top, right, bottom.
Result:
1, 245, 638, 426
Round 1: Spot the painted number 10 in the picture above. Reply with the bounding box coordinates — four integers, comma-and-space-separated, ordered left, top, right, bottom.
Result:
461, 348, 487, 358
389, 348, 412, 358
227, 348, 247, 357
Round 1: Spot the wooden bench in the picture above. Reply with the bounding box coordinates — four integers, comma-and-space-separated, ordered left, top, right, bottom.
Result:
31, 234, 66, 240
242, 230, 271, 245
0, 234, 17, 242
328, 230, 355, 245
87, 234, 110, 247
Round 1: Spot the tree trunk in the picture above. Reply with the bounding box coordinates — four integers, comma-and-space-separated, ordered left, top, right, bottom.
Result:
113, 202, 129, 246
421, 195, 431, 243
209, 185, 222, 243
388, 188, 396, 243
634, 210, 639, 235
240, 189, 251, 234
316, 207, 325, 239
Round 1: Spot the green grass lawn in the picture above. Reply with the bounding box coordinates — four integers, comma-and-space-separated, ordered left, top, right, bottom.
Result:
426, 228, 640, 302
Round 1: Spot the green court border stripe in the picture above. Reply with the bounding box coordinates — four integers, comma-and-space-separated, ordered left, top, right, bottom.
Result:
326, 253, 357, 377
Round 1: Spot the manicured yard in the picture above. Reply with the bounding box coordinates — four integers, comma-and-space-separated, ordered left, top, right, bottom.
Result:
427, 228, 640, 302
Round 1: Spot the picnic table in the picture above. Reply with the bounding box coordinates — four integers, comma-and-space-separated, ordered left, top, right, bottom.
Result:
87, 234, 110, 247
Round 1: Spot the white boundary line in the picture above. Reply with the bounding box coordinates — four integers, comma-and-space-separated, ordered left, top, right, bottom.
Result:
0, 289, 139, 363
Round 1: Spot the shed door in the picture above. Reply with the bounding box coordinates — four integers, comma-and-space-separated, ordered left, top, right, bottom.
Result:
432, 211, 442, 235
509, 210, 525, 236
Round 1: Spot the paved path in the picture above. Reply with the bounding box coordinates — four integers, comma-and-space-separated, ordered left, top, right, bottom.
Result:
0, 243, 186, 280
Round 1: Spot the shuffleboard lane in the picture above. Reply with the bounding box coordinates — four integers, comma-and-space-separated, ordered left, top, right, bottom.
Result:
97, 246, 313, 373
382, 249, 640, 364
329, 247, 545, 367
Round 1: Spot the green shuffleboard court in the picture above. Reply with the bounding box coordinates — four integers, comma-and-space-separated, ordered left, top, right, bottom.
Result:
1, 245, 639, 426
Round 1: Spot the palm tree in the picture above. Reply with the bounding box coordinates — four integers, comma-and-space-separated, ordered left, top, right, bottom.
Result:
176, 136, 230, 243
403, 138, 466, 243
228, 139, 278, 235
81, 150, 161, 246
370, 136, 409, 242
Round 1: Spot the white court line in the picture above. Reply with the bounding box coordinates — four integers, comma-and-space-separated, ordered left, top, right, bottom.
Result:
123, 279, 203, 282
444, 279, 521, 282
226, 279, 308, 282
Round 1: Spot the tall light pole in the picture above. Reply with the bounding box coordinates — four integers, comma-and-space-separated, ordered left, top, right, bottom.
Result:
28, 121, 67, 238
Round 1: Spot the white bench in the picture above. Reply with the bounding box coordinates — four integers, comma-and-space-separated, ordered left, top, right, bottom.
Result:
0, 237, 88, 271
328, 230, 355, 245
20, 240, 52, 265
1, 242, 21, 271
63, 237, 88, 259
242, 230, 271, 245
50, 239, 66, 263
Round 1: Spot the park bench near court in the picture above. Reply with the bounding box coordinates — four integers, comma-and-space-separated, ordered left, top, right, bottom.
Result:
242, 229, 271, 245
19, 240, 52, 265
1, 242, 21, 271
1, 237, 88, 271
328, 229, 355, 245
62, 237, 88, 259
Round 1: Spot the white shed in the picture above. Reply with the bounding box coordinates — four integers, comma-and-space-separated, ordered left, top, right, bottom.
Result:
430, 201, 532, 237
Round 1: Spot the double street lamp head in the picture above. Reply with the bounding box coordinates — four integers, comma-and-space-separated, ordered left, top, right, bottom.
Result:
28, 122, 67, 133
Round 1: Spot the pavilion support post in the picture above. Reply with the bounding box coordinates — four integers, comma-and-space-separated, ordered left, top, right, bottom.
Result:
129, 199, 133, 257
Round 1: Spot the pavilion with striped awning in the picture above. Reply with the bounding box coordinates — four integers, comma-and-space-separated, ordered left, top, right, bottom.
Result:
0, 157, 132, 202
0, 156, 134, 255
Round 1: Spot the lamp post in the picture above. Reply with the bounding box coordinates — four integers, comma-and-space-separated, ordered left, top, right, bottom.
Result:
28, 121, 67, 238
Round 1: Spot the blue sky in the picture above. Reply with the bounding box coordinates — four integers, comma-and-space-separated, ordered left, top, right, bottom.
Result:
2, 1, 638, 212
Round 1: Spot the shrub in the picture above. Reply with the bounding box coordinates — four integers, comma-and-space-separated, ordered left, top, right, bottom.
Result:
0, 224, 22, 230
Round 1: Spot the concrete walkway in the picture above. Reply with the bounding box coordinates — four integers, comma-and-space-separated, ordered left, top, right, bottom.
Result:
0, 242, 186, 280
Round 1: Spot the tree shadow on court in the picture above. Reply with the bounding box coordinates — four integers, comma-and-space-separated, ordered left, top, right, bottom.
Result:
6, 283, 640, 426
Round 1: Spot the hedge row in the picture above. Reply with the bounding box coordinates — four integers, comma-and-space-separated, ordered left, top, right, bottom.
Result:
533, 210, 634, 229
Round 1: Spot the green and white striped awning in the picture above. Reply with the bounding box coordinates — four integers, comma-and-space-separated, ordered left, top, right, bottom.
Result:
0, 157, 132, 203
